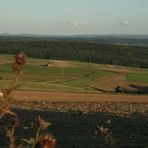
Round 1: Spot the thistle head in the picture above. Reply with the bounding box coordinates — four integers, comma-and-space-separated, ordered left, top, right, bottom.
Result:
11, 52, 26, 74
35, 134, 56, 148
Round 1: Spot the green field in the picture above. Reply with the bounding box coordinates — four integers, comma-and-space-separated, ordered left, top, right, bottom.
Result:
0, 54, 148, 93
0, 54, 111, 92
127, 73, 148, 83
0, 54, 148, 148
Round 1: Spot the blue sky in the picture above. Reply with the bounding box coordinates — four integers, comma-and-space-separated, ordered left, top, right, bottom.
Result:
0, 0, 148, 35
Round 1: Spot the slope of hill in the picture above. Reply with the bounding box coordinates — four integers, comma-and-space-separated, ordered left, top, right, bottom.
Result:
1, 34, 148, 45
0, 54, 148, 94
0, 39, 148, 68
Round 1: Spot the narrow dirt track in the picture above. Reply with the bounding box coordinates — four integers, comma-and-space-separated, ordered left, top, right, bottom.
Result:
94, 73, 126, 88
13, 91, 148, 102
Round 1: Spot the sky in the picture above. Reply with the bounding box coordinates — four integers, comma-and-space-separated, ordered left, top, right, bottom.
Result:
0, 0, 148, 35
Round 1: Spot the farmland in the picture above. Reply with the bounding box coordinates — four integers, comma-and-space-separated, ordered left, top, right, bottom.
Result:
1, 101, 148, 147
0, 54, 148, 94
0, 53, 148, 147
1, 0, 148, 147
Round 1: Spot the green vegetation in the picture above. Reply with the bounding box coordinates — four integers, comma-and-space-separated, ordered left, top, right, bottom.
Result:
127, 73, 148, 83
0, 52, 148, 148
0, 54, 14, 61
60, 70, 111, 88
0, 40, 148, 68
0, 64, 12, 73
0, 54, 148, 93
0, 54, 112, 92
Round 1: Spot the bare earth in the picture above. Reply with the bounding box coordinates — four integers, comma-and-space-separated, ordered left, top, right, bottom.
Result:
47, 60, 74, 67
13, 91, 148, 102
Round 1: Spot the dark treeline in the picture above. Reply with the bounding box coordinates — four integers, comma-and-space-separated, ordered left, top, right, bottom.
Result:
0, 40, 148, 68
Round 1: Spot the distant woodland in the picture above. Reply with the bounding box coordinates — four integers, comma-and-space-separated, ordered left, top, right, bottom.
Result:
0, 40, 148, 68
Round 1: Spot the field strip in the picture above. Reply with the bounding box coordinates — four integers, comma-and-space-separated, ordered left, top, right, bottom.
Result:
93, 72, 126, 88
23, 81, 84, 91
13, 90, 148, 103
46, 83, 84, 91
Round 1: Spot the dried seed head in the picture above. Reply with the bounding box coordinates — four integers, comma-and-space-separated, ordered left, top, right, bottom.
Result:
11, 52, 26, 74
11, 118, 20, 127
35, 134, 56, 148
15, 52, 26, 66
36, 116, 51, 130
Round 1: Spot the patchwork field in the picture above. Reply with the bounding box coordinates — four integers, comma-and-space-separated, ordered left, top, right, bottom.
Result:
0, 54, 148, 147
0, 54, 148, 95
1, 101, 148, 147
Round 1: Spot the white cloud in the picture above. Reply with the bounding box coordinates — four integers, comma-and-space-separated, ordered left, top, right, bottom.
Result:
63, 21, 86, 27
120, 20, 132, 27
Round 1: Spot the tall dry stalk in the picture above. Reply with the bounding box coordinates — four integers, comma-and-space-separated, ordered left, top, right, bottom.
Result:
0, 52, 26, 119
0, 52, 56, 148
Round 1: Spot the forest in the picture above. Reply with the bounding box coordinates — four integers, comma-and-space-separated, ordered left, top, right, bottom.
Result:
0, 39, 148, 68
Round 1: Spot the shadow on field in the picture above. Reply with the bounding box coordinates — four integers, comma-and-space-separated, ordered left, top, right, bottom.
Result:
129, 84, 148, 94
89, 84, 148, 95
1, 109, 148, 148
89, 86, 113, 93
115, 84, 148, 95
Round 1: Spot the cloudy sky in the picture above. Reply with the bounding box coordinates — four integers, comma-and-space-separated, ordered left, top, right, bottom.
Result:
0, 0, 148, 35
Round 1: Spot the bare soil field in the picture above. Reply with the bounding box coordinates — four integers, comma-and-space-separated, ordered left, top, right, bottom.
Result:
13, 90, 148, 102
93, 73, 126, 91
47, 60, 74, 68
2, 89, 148, 148
13, 100, 148, 116
92, 71, 148, 93
6, 101, 148, 147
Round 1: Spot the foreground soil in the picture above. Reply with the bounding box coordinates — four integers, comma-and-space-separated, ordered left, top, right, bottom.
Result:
11, 101, 148, 147
13, 100, 148, 116
13, 90, 148, 102
1, 90, 148, 147
1, 100, 148, 147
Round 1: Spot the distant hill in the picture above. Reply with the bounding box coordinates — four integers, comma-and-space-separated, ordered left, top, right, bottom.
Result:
0, 38, 148, 68
0, 34, 148, 45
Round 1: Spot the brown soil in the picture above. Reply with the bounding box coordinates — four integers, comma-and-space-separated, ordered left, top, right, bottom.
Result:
13, 91, 148, 103
47, 60, 74, 68
92, 73, 126, 91
0, 61, 6, 65
92, 72, 148, 93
